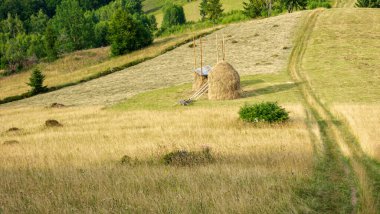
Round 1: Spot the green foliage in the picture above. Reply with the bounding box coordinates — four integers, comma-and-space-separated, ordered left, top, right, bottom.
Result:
94, 21, 109, 47
44, 23, 58, 61
162, 147, 214, 166
200, 0, 208, 20
27, 68, 47, 95
5, 33, 30, 72
206, 0, 224, 22
243, 0, 267, 18
239, 102, 289, 123
52, 0, 93, 52
281, 0, 307, 12
0, 0, 112, 21
219, 10, 249, 24
0, 13, 25, 38
29, 10, 49, 34
27, 33, 46, 59
108, 9, 153, 56
147, 14, 158, 32
161, 3, 186, 29
356, 0, 380, 7
125, 0, 143, 14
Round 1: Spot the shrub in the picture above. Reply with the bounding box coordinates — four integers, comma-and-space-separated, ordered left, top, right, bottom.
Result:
355, 0, 380, 7
161, 3, 186, 29
243, 0, 267, 18
307, 0, 332, 9
162, 147, 214, 166
108, 9, 153, 56
27, 68, 47, 95
239, 102, 289, 123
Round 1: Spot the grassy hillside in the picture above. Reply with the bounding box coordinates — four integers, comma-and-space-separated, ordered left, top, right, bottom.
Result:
0, 28, 218, 101
2, 12, 301, 107
302, 8, 380, 160
153, 0, 246, 26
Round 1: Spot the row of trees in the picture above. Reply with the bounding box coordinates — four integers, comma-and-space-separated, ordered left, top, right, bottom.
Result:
0, 0, 157, 73
0, 0, 113, 21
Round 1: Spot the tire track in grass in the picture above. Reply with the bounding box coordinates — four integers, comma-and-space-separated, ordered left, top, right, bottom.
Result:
288, 9, 368, 213
290, 8, 380, 213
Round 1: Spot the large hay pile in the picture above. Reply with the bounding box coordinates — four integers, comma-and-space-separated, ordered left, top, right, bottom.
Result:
208, 61, 240, 100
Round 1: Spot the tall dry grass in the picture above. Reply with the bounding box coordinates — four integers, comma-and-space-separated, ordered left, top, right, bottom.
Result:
0, 105, 314, 213
333, 104, 380, 161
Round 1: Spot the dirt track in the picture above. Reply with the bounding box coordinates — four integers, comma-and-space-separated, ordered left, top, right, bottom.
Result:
3, 12, 303, 107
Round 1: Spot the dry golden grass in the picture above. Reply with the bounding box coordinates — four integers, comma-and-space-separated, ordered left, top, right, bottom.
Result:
0, 104, 314, 213
0, 29, 216, 100
2, 12, 303, 107
333, 105, 380, 161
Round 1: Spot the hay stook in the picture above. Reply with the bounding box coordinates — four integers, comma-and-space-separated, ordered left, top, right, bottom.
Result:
208, 61, 240, 100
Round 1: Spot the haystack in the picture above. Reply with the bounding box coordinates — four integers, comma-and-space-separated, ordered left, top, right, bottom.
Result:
208, 61, 240, 100
192, 73, 208, 91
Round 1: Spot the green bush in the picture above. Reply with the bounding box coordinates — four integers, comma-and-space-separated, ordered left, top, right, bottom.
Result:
355, 0, 380, 7
307, 0, 332, 9
239, 102, 289, 123
161, 3, 186, 29
108, 9, 153, 56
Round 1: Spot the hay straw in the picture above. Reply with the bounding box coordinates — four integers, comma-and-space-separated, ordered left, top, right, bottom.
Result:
208, 61, 240, 100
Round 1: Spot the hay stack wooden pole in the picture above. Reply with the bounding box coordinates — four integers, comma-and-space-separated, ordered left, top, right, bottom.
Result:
216, 34, 219, 63
200, 37, 203, 74
222, 34, 226, 61
193, 35, 196, 70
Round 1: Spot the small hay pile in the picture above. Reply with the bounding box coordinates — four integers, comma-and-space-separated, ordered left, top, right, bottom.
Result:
208, 61, 240, 100
193, 73, 208, 91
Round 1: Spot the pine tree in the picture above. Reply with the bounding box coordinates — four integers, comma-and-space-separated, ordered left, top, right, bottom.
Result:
27, 68, 47, 95
199, 0, 208, 20
206, 0, 223, 22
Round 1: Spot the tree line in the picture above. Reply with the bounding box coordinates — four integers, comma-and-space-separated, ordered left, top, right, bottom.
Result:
0, 0, 157, 74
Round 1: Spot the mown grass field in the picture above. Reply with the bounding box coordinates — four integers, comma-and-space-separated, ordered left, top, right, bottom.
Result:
0, 28, 217, 101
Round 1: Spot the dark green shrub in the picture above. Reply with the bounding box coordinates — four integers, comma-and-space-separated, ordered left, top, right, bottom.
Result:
239, 102, 289, 123
162, 147, 214, 166
161, 3, 186, 29
27, 68, 47, 95
243, 0, 267, 18
108, 9, 153, 56
355, 0, 380, 7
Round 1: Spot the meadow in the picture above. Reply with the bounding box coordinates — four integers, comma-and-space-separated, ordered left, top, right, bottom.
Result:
0, 2, 379, 213
0, 78, 315, 213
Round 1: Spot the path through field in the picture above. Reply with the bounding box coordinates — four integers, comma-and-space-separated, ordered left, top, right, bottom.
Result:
289, 8, 380, 213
